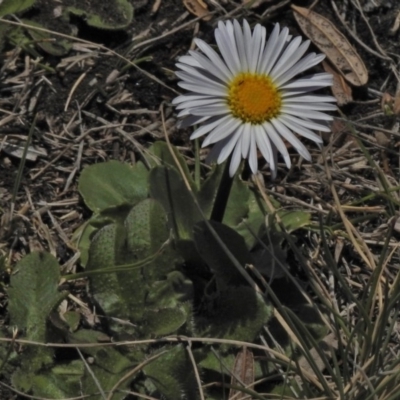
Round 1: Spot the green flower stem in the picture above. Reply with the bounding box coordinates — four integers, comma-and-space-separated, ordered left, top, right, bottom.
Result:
210, 158, 233, 222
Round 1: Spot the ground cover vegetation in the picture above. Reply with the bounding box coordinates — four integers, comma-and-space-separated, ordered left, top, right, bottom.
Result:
0, 0, 400, 399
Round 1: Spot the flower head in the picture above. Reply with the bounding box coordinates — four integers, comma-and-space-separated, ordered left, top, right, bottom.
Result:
173, 20, 336, 177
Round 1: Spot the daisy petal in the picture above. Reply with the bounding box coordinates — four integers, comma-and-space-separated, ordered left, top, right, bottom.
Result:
270, 36, 302, 78
248, 23, 264, 72
271, 119, 311, 161
175, 98, 223, 110
241, 123, 252, 158
215, 21, 241, 75
257, 23, 280, 73
276, 54, 326, 86
279, 115, 323, 143
248, 133, 258, 174
193, 40, 233, 80
264, 26, 289, 74
178, 115, 209, 128
282, 106, 334, 121
283, 94, 337, 103
281, 114, 331, 132
218, 126, 244, 163
178, 82, 226, 96
202, 117, 241, 146
233, 20, 248, 70
263, 122, 291, 168
190, 105, 229, 116
172, 94, 216, 105
178, 55, 202, 68
282, 102, 337, 111
173, 19, 335, 177
230, 138, 243, 176
190, 115, 231, 139
254, 125, 271, 163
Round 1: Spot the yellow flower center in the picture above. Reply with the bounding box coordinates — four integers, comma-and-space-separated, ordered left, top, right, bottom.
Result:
228, 73, 282, 124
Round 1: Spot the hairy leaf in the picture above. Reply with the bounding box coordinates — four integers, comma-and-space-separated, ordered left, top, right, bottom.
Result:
144, 345, 198, 400
147, 141, 195, 190
70, 330, 132, 400
149, 165, 202, 239
79, 160, 148, 213
24, 19, 71, 56
142, 306, 188, 336
87, 199, 181, 335
194, 220, 252, 287
0, 0, 36, 17
195, 287, 272, 342
65, 0, 133, 30
13, 361, 84, 399
8, 252, 67, 342
278, 210, 311, 232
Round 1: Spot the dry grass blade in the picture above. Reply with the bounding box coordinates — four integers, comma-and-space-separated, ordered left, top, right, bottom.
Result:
322, 60, 352, 106
292, 5, 368, 86
228, 347, 254, 400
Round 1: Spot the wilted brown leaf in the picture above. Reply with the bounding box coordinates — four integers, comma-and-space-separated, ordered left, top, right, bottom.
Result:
320, 118, 349, 146
374, 130, 391, 148
228, 347, 254, 400
296, 333, 338, 379
292, 5, 368, 86
322, 61, 352, 106
183, 0, 212, 21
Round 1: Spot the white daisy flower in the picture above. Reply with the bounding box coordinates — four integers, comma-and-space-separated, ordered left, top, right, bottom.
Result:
172, 20, 336, 177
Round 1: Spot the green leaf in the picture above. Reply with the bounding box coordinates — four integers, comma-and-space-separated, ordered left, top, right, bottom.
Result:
87, 223, 145, 326
197, 164, 224, 218
0, 0, 36, 17
78, 160, 148, 213
63, 311, 81, 332
147, 141, 195, 189
197, 348, 265, 380
74, 203, 133, 267
87, 199, 180, 334
197, 349, 236, 375
0, 22, 9, 52
235, 189, 266, 249
7, 252, 66, 396
144, 345, 198, 400
142, 306, 188, 336
223, 176, 250, 227
0, 254, 6, 273
70, 330, 132, 400
279, 210, 311, 232
7, 25, 39, 56
65, 0, 133, 30
13, 361, 84, 398
251, 232, 288, 280
124, 198, 176, 281
8, 252, 67, 342
194, 220, 252, 287
146, 271, 193, 309
23, 19, 72, 56
149, 165, 202, 240
195, 287, 272, 342
73, 219, 99, 267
